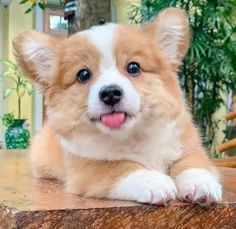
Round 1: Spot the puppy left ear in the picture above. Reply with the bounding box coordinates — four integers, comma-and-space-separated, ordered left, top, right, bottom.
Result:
144, 7, 190, 69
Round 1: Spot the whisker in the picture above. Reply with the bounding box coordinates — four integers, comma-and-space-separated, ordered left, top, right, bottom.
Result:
76, 111, 89, 127
76, 104, 88, 109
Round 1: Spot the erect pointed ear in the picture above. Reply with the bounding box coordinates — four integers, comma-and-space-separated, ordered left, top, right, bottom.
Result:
144, 7, 189, 69
13, 30, 60, 86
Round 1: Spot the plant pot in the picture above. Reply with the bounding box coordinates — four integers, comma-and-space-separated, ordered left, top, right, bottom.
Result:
5, 119, 30, 149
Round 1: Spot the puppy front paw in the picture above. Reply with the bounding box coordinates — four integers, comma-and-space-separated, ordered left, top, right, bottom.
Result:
108, 170, 177, 205
175, 168, 222, 205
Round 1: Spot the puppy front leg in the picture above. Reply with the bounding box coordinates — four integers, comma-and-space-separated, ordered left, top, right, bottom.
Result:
30, 125, 65, 180
65, 154, 177, 204
170, 149, 222, 205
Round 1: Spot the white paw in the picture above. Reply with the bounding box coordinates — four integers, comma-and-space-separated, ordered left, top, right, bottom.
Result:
107, 170, 177, 205
175, 168, 222, 205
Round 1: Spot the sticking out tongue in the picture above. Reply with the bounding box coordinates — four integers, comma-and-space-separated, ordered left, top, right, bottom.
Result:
101, 112, 125, 129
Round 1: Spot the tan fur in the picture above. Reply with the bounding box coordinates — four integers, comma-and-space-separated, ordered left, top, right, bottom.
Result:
44, 35, 101, 137
64, 154, 144, 197
30, 125, 65, 180
115, 25, 184, 121
13, 8, 219, 200
170, 108, 218, 177
13, 31, 61, 87
31, 125, 144, 197
143, 8, 189, 69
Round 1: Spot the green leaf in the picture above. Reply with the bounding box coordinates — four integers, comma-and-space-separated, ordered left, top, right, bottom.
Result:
25, 3, 37, 14
25, 82, 33, 95
38, 2, 46, 10
20, 0, 28, 4
0, 60, 17, 70
25, 7, 32, 14
3, 88, 13, 99
17, 84, 26, 98
2, 70, 14, 78
1, 112, 15, 128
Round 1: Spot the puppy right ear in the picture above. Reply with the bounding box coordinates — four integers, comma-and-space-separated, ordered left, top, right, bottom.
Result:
13, 30, 59, 86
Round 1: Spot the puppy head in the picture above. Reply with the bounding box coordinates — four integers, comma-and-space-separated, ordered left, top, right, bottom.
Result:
13, 7, 189, 138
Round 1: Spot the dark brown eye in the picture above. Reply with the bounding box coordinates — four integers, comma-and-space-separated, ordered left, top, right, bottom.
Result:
127, 62, 140, 76
77, 69, 91, 83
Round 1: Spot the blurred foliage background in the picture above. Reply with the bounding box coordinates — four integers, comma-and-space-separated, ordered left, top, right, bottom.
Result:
129, 0, 236, 157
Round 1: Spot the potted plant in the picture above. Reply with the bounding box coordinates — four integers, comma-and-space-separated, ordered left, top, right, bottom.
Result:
0, 112, 30, 149
0, 60, 33, 149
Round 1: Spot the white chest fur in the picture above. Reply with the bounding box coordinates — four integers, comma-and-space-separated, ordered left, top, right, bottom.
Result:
60, 121, 183, 172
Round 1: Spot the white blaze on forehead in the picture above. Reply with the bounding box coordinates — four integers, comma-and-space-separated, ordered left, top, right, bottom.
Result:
79, 23, 118, 69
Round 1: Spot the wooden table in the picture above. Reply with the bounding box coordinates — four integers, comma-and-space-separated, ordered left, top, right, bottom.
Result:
213, 156, 236, 168
0, 150, 235, 228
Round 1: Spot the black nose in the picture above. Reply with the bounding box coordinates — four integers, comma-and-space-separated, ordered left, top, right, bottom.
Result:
99, 85, 123, 106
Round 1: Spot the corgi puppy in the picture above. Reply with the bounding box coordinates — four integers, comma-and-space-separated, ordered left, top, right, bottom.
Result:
13, 8, 222, 205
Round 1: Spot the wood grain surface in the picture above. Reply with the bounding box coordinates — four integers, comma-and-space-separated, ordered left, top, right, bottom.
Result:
0, 150, 235, 229
213, 156, 236, 168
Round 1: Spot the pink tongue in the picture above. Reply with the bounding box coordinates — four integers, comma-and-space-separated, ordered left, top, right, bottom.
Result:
101, 112, 125, 129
